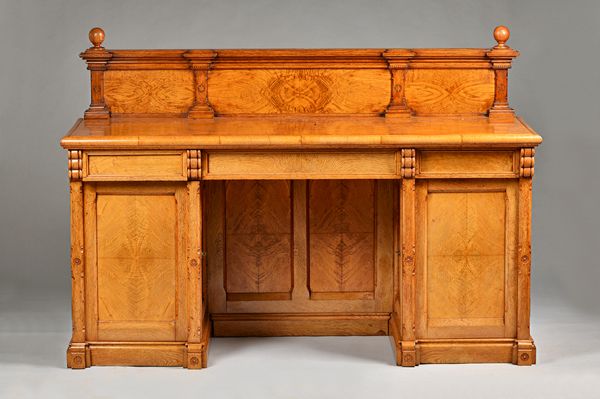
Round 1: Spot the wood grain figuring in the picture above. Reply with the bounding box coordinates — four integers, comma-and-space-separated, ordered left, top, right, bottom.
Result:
64, 26, 540, 368
67, 181, 86, 368
186, 180, 205, 368
104, 70, 194, 114
84, 151, 187, 181
515, 175, 536, 365
208, 69, 390, 115
225, 181, 293, 299
405, 69, 494, 115
61, 116, 543, 151
90, 344, 185, 367
418, 150, 517, 178
83, 183, 188, 345
418, 340, 514, 364
427, 192, 505, 323
96, 193, 177, 340
212, 313, 389, 336
205, 180, 393, 315
204, 151, 398, 179
399, 176, 417, 366
415, 180, 518, 340
308, 180, 376, 298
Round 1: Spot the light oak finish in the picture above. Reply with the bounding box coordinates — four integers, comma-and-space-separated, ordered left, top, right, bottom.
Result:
61, 116, 542, 150
203, 151, 398, 180
83, 151, 187, 181
405, 69, 495, 116
212, 313, 390, 336
104, 70, 195, 115
415, 180, 518, 339
417, 150, 518, 178
208, 69, 390, 116
204, 180, 394, 319
84, 183, 188, 343
63, 26, 540, 368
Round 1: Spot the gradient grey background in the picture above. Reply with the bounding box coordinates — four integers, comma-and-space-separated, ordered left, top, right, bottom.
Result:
1, 0, 599, 398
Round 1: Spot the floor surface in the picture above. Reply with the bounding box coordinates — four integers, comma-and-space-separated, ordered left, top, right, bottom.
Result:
1, 290, 599, 399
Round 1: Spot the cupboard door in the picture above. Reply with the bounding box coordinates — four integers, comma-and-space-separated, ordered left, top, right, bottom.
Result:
415, 180, 518, 339
84, 182, 188, 342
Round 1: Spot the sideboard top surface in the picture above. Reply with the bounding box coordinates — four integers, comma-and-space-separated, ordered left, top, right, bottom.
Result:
61, 116, 541, 150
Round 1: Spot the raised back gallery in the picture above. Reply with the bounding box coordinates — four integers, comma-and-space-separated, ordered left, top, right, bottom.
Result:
62, 26, 541, 368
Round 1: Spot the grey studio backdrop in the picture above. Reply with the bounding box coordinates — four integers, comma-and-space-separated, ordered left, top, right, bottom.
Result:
1, 0, 599, 397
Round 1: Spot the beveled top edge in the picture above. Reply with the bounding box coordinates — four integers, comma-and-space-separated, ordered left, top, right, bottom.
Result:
60, 116, 542, 150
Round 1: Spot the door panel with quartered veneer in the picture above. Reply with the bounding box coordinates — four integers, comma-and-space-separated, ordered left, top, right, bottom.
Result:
415, 179, 518, 340
84, 182, 188, 342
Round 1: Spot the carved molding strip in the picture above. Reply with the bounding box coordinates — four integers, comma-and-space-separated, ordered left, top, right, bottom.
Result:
400, 149, 416, 178
68, 150, 83, 181
520, 148, 535, 177
187, 150, 201, 180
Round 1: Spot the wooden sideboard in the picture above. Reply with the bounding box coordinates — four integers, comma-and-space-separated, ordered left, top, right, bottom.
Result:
61, 26, 541, 369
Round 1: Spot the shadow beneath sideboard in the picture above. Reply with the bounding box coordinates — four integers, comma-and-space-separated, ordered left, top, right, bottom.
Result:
207, 336, 396, 367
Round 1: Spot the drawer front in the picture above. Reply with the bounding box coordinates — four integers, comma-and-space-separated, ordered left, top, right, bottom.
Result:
84, 151, 187, 181
203, 151, 398, 179
417, 151, 518, 178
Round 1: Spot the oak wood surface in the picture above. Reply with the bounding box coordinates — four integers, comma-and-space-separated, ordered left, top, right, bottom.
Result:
61, 116, 541, 150
205, 180, 394, 316
208, 68, 390, 116
415, 179, 518, 340
84, 183, 188, 342
65, 26, 539, 368
84, 151, 187, 181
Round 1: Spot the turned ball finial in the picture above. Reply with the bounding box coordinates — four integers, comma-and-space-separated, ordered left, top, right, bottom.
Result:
89, 27, 105, 48
493, 25, 510, 48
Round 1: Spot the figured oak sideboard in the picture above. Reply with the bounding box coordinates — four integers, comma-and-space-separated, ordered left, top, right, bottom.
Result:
61, 26, 541, 369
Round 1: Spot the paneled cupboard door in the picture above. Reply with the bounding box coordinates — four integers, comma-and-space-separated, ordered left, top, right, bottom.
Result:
415, 180, 518, 339
83, 182, 188, 342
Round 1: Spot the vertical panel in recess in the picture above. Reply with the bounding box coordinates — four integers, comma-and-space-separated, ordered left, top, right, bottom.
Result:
224, 180, 293, 300
308, 180, 376, 299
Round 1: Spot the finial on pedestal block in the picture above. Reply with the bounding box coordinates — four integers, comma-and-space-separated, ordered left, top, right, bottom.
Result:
487, 25, 519, 122
81, 27, 111, 119
493, 25, 510, 48
88, 27, 105, 49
